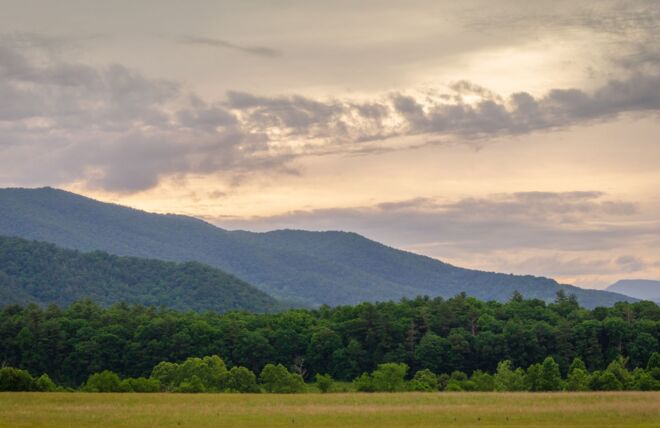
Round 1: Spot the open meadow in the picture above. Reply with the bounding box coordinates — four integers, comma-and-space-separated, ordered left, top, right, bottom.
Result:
1, 392, 659, 428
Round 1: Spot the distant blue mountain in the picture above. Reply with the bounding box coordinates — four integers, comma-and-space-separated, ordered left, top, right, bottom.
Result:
0, 187, 636, 308
607, 280, 660, 303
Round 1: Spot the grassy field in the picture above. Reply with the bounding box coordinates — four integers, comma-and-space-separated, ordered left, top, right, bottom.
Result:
1, 392, 659, 428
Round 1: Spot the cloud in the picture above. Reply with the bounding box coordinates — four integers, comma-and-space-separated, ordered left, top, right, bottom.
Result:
0, 37, 282, 193
210, 191, 660, 285
213, 191, 652, 253
0, 31, 659, 193
226, 74, 660, 151
175, 35, 281, 57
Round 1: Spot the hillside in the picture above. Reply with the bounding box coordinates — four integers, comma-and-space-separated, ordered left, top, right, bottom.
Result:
607, 280, 660, 303
0, 235, 280, 313
0, 187, 636, 308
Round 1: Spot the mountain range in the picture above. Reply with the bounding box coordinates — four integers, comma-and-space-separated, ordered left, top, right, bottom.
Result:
0, 187, 636, 308
607, 280, 660, 303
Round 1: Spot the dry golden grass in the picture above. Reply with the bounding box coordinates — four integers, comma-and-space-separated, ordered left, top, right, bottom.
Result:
1, 391, 659, 427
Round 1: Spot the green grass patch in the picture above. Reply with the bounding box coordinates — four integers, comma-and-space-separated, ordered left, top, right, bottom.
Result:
1, 392, 659, 427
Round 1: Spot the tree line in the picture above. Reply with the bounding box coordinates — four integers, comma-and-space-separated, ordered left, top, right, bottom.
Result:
2, 352, 659, 393
1, 292, 659, 387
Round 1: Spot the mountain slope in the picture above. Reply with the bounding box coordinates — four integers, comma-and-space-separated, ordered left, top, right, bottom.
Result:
0, 187, 636, 308
0, 235, 280, 312
607, 280, 660, 303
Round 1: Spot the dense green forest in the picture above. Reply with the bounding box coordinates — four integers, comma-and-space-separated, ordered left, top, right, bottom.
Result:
0, 235, 280, 313
0, 187, 635, 307
3, 352, 660, 393
1, 294, 658, 387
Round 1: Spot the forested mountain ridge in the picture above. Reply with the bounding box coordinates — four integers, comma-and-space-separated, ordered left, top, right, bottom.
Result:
0, 187, 636, 308
0, 235, 280, 313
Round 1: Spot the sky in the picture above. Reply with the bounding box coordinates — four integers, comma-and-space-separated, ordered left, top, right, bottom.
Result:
0, 0, 659, 289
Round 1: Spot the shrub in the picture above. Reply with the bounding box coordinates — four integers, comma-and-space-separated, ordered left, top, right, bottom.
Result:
151, 361, 178, 391
449, 371, 467, 382
371, 363, 408, 392
494, 360, 527, 391
408, 369, 439, 392
177, 355, 228, 392
151, 355, 229, 392
83, 370, 123, 392
34, 374, 57, 392
445, 381, 463, 391
470, 370, 495, 391
353, 373, 375, 392
315, 373, 334, 393
259, 364, 305, 393
126, 377, 160, 392
177, 375, 205, 393
227, 366, 259, 393
119, 379, 133, 392
0, 367, 34, 391
437, 373, 450, 390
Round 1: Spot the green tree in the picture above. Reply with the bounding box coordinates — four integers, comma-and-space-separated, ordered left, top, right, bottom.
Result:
494, 360, 526, 391
150, 361, 178, 391
526, 363, 542, 392
415, 333, 451, 374
178, 355, 228, 392
629, 333, 658, 369
371, 363, 408, 392
566, 368, 590, 391
332, 339, 367, 381
605, 356, 630, 389
306, 328, 342, 376
470, 370, 495, 391
628, 368, 658, 391
408, 369, 439, 392
259, 364, 305, 393
646, 352, 660, 371
647, 352, 660, 386
568, 357, 587, 374
589, 371, 623, 391
538, 357, 563, 391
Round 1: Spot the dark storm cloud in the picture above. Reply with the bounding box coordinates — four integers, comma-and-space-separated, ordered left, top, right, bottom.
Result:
176, 35, 281, 57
